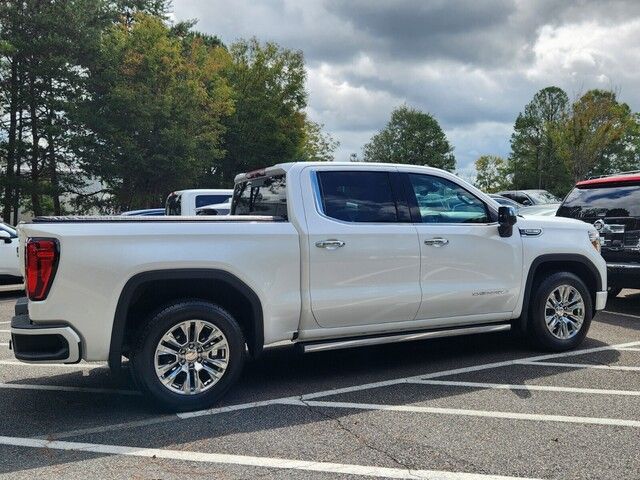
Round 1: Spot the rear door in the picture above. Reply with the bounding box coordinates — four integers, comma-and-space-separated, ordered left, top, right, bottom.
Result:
304, 167, 422, 328
404, 172, 523, 320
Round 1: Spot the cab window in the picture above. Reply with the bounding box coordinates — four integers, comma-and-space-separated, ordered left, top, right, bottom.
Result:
407, 174, 489, 224
316, 171, 398, 223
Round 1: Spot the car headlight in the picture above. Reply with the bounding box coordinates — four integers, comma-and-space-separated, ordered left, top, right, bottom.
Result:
588, 230, 601, 253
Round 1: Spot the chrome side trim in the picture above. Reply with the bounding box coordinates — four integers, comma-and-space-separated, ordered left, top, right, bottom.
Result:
519, 228, 543, 237
301, 323, 510, 353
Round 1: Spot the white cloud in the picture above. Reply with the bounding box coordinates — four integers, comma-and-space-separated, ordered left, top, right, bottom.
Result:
171, 1, 640, 175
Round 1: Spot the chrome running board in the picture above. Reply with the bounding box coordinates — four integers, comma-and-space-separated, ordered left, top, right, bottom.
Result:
301, 323, 511, 353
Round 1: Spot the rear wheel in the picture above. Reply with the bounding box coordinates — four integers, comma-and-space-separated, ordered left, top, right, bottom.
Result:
528, 272, 592, 351
131, 301, 245, 412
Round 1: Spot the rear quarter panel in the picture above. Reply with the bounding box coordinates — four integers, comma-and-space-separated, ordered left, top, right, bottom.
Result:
20, 221, 301, 360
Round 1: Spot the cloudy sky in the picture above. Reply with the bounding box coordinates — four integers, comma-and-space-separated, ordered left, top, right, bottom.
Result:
173, 0, 640, 180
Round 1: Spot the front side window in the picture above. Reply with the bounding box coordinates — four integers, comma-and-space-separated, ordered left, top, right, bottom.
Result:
316, 171, 398, 223
407, 174, 489, 223
232, 175, 288, 218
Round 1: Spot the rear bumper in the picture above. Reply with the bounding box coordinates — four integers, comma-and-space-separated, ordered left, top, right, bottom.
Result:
607, 262, 640, 289
9, 297, 81, 363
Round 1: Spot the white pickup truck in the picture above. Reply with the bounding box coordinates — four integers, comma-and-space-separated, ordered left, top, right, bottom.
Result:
10, 162, 607, 411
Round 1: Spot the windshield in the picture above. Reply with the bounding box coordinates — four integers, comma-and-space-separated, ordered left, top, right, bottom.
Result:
165, 193, 182, 215
0, 222, 17, 237
527, 191, 560, 204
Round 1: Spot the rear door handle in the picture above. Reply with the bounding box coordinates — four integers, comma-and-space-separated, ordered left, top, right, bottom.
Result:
424, 237, 449, 247
315, 239, 346, 250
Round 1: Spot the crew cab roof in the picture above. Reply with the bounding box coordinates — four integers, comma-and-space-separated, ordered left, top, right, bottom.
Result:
233, 162, 449, 184
576, 174, 640, 188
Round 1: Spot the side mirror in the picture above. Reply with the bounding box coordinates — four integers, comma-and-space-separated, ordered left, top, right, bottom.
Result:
0, 230, 12, 243
521, 199, 532, 206
498, 206, 517, 237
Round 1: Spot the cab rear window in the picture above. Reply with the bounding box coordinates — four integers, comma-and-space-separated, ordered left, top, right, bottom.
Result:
558, 184, 640, 218
232, 175, 288, 219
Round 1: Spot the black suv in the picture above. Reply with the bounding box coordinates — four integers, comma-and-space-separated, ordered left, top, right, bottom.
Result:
557, 173, 640, 297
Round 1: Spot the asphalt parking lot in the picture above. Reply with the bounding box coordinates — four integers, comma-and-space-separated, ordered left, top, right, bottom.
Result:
0, 286, 638, 480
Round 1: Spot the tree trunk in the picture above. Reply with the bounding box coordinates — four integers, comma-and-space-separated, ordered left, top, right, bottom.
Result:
2, 60, 19, 224
46, 105, 61, 215
13, 109, 24, 223
29, 72, 42, 216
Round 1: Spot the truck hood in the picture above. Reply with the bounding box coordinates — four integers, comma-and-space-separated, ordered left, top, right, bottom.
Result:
516, 214, 593, 232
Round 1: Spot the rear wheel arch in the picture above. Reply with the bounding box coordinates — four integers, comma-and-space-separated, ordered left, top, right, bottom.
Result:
516, 254, 602, 332
109, 269, 263, 371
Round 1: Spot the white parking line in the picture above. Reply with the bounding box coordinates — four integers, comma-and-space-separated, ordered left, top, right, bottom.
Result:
0, 435, 541, 480
44, 340, 640, 440
617, 347, 640, 352
0, 321, 9, 324
519, 361, 640, 372
410, 379, 640, 396
0, 342, 8, 346
303, 400, 640, 428
0, 360, 106, 369
0, 329, 10, 333
603, 310, 640, 319
0, 382, 139, 395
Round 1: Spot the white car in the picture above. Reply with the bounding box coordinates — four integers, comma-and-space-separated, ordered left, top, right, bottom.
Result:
165, 189, 233, 216
10, 163, 607, 411
0, 222, 21, 282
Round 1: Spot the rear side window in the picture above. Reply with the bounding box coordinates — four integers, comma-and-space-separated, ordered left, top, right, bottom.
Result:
558, 184, 640, 218
165, 193, 182, 215
232, 175, 288, 219
316, 171, 398, 223
195, 194, 232, 208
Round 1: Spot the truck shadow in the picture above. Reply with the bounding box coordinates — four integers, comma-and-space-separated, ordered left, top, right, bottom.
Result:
0, 330, 628, 475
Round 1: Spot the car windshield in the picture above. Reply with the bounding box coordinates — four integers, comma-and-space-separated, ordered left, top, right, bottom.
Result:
528, 191, 560, 204
0, 222, 17, 237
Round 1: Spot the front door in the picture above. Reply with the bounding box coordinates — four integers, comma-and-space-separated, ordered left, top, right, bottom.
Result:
305, 168, 422, 328
404, 172, 523, 321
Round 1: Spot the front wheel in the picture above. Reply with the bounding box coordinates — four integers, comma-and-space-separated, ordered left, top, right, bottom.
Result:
528, 272, 592, 351
131, 301, 245, 412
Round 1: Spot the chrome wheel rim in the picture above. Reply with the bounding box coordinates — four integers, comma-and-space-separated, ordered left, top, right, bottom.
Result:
154, 320, 229, 395
544, 285, 585, 340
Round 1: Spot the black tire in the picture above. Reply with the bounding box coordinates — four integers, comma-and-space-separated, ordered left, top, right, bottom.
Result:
608, 286, 622, 298
528, 272, 592, 351
130, 300, 245, 412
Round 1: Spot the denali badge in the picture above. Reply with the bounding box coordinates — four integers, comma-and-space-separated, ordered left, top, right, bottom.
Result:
472, 289, 506, 296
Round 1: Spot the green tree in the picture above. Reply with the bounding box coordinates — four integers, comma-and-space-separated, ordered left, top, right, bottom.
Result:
508, 86, 570, 196
298, 120, 339, 162
474, 155, 509, 192
75, 13, 233, 211
553, 90, 639, 182
216, 38, 308, 185
362, 105, 455, 171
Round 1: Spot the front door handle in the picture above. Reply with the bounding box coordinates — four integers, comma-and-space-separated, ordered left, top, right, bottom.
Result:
424, 237, 449, 247
315, 239, 346, 250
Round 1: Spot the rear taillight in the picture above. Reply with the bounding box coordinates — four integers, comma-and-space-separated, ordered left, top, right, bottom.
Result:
25, 238, 59, 301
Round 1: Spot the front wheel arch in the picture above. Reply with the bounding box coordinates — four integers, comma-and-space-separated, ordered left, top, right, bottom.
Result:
516, 254, 602, 333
